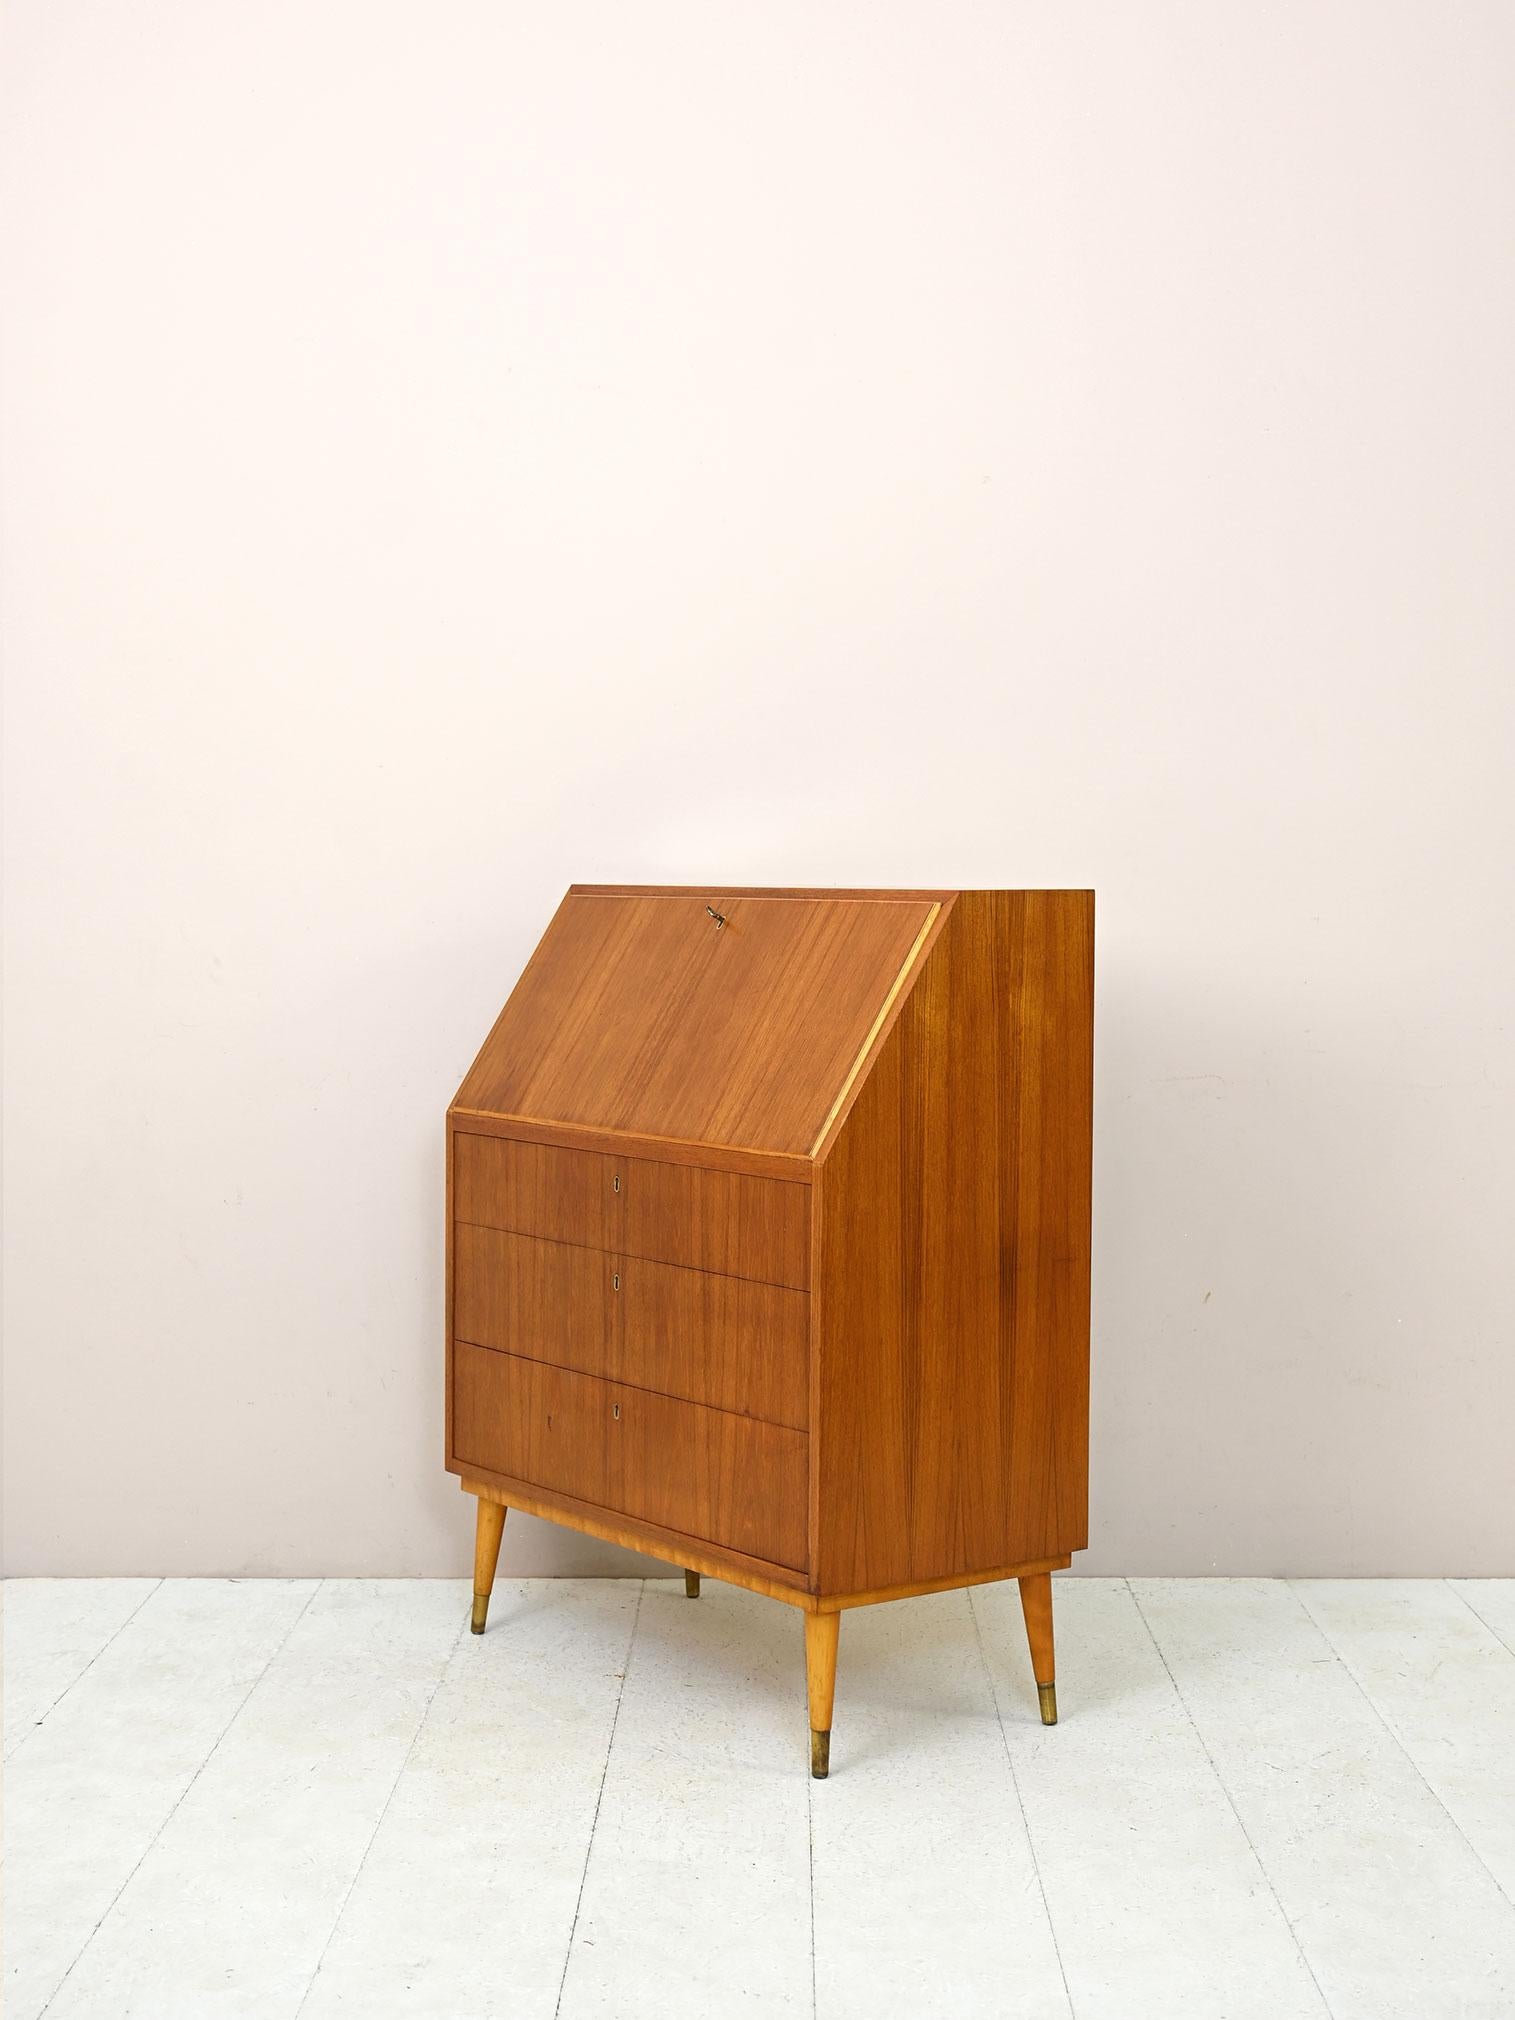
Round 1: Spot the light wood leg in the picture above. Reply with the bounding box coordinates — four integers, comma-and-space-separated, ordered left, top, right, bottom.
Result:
804, 1610, 840, 1778
471, 1497, 507, 1634
1018, 1570, 1057, 1724
684, 1569, 701, 1598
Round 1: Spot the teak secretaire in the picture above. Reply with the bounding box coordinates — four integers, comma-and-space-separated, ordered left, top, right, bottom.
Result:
445, 885, 1093, 1775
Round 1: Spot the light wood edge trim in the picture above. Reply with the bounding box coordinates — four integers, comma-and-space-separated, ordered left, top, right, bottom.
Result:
457, 1475, 811, 1602
447, 1110, 813, 1183
459, 1476, 1072, 1615
567, 885, 958, 903
808, 899, 948, 1160
815, 1556, 1074, 1612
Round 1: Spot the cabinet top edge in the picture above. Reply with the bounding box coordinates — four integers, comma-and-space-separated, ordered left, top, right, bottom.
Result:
565, 883, 957, 901
448, 1108, 815, 1183
565, 885, 1094, 900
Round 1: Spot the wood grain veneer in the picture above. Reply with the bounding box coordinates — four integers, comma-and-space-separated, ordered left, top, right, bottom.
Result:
455, 1133, 810, 1288
455, 1224, 808, 1428
446, 884, 1093, 1777
811, 890, 1093, 1593
455, 1134, 614, 1250
453, 1343, 807, 1570
616, 1154, 810, 1289
614, 1250, 808, 1429
454, 891, 935, 1157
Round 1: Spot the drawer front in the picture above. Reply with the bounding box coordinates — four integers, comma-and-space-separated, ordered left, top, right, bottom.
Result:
615, 1252, 808, 1429
619, 1155, 809, 1289
454, 1135, 611, 1250
453, 1342, 608, 1509
453, 1342, 808, 1571
454, 1225, 610, 1369
610, 1377, 807, 1569
455, 1225, 808, 1429
454, 1132, 811, 1289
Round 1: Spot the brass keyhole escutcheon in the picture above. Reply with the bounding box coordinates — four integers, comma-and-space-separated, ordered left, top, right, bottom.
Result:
613, 1272, 620, 1290
613, 1173, 621, 1193
612, 1402, 621, 1420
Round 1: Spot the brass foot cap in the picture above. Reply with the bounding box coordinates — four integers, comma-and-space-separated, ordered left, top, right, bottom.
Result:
471, 1594, 489, 1634
684, 1570, 701, 1598
1038, 1682, 1058, 1726
811, 1728, 830, 1779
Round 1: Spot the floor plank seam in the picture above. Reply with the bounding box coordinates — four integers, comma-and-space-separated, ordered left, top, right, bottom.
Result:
966, 1588, 1078, 2020
1125, 1579, 1336, 2018
14, 1578, 1511, 2017
34, 1578, 325, 2020
292, 1598, 473, 2018
4, 1578, 165, 1763
1449, 1579, 1515, 1662
553, 1577, 645, 2020
1287, 1580, 1515, 1917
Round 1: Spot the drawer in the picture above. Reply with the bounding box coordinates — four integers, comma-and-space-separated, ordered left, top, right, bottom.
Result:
618, 1155, 809, 1289
454, 1225, 610, 1369
454, 1225, 808, 1428
616, 1250, 808, 1428
454, 1342, 607, 1509
453, 1342, 808, 1571
453, 1133, 811, 1289
454, 1135, 612, 1250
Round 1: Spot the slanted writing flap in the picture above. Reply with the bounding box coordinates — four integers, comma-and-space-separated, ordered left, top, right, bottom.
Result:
454, 890, 937, 1157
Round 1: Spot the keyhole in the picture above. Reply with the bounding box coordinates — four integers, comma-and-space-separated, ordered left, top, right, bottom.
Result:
613, 1273, 620, 1291
613, 1174, 621, 1193
612, 1402, 621, 1421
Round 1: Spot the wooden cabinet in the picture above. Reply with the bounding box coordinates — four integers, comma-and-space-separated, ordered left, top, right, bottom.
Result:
447, 885, 1093, 1775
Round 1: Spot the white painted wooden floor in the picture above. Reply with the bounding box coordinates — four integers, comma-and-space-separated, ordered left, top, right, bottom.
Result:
4, 1577, 1515, 2019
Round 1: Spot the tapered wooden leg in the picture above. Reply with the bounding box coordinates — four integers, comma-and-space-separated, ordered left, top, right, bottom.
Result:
1018, 1570, 1057, 1724
805, 1610, 840, 1778
684, 1569, 701, 1598
471, 1497, 506, 1633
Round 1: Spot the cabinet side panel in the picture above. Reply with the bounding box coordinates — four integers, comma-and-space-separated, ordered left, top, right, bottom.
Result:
813, 891, 1093, 1593
1004, 889, 1094, 1559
